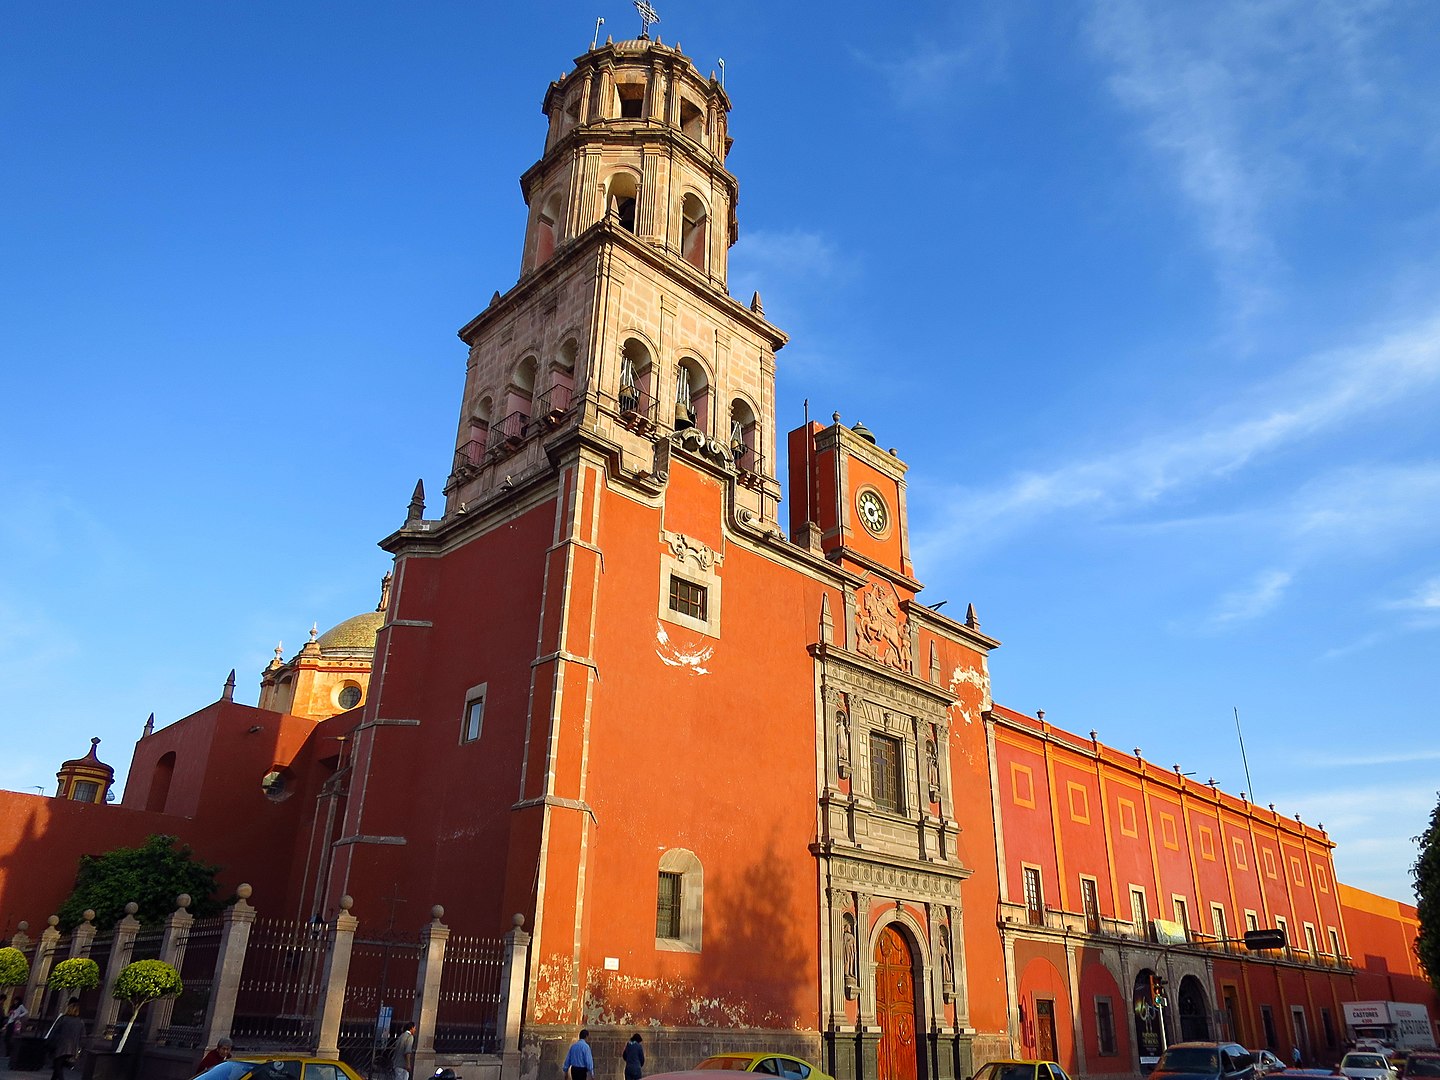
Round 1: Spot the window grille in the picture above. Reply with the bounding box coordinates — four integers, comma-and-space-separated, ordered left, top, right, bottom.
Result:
656, 872, 682, 938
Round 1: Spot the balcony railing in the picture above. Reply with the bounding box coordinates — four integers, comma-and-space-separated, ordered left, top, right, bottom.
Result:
617, 385, 657, 427
533, 383, 573, 428
486, 411, 529, 458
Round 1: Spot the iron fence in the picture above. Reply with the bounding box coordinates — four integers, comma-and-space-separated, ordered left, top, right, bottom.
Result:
229, 917, 328, 1052
74, 929, 115, 1026
158, 915, 223, 1047
335, 935, 421, 1079
433, 932, 505, 1055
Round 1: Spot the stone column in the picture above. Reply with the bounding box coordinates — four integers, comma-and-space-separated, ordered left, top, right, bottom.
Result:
411, 905, 450, 1078
201, 884, 256, 1049
23, 916, 61, 1016
314, 896, 359, 1060
496, 914, 530, 1080
146, 894, 194, 1039
94, 904, 141, 1039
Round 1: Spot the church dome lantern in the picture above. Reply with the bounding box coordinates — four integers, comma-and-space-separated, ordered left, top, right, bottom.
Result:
55, 737, 114, 804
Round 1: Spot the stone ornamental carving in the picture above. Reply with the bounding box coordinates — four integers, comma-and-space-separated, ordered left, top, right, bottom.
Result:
663, 531, 717, 571
842, 913, 859, 994
835, 694, 852, 778
856, 579, 912, 674
939, 919, 955, 997
926, 728, 941, 801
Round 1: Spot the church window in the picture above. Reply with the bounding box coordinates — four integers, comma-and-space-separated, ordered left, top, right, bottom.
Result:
673, 357, 710, 433
729, 398, 758, 471
656, 872, 681, 938
679, 98, 704, 141
534, 189, 564, 268
72, 781, 99, 803
461, 684, 487, 744
668, 576, 707, 621
656, 848, 702, 951
617, 80, 645, 119
618, 338, 653, 419
680, 194, 707, 270
337, 685, 362, 711
870, 732, 903, 812
606, 172, 638, 232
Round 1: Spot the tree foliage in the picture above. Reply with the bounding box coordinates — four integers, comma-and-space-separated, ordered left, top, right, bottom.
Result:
0, 946, 27, 989
112, 959, 183, 1006
57, 835, 224, 931
47, 957, 100, 993
1415, 793, 1440, 994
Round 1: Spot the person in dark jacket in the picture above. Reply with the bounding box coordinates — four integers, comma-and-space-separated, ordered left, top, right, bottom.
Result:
623, 1033, 645, 1080
47, 1002, 85, 1079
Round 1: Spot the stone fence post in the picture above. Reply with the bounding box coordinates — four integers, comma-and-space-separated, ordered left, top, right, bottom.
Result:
94, 903, 141, 1039
412, 905, 450, 1078
147, 894, 194, 1039
23, 916, 61, 1016
496, 914, 530, 1080
314, 896, 358, 1059
201, 884, 256, 1050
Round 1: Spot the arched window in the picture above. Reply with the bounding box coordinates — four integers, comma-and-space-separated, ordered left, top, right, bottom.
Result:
495, 358, 536, 446
541, 339, 578, 419
146, 751, 176, 813
680, 194, 707, 270
673, 357, 710, 433
729, 398, 758, 470
606, 172, 638, 233
656, 848, 703, 952
534, 189, 564, 267
618, 338, 653, 420
615, 76, 647, 119
461, 396, 492, 465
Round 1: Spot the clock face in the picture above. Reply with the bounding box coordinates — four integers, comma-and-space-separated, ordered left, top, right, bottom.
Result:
857, 489, 889, 536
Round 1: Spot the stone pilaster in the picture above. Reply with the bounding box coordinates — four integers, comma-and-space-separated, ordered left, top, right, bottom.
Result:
497, 914, 531, 1080
201, 884, 256, 1050
94, 904, 141, 1038
411, 905, 450, 1078
314, 895, 359, 1060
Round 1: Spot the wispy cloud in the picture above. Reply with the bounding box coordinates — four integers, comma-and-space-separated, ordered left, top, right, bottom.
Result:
1387, 575, 1440, 611
1086, 0, 1419, 310
729, 228, 847, 284
914, 311, 1440, 555
1204, 568, 1292, 626
1300, 748, 1440, 769
850, 11, 1009, 110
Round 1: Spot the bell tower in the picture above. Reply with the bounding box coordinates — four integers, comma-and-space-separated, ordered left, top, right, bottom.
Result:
444, 35, 785, 523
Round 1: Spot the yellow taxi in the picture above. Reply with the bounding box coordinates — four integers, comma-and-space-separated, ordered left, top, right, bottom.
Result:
972, 1060, 1073, 1080
196, 1056, 364, 1080
696, 1052, 835, 1080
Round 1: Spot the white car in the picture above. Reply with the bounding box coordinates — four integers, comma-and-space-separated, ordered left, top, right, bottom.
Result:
1340, 1053, 1398, 1080
1254, 1050, 1287, 1075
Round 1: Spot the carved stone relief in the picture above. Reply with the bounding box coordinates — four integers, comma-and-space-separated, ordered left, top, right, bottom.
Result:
855, 579, 913, 674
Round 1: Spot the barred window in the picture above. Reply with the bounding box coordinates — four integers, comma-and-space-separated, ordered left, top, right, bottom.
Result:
870, 732, 902, 812
1096, 998, 1117, 1056
656, 871, 682, 939
668, 576, 707, 621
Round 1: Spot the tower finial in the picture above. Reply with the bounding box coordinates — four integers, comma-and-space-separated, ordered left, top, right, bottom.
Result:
407, 479, 426, 523
633, 0, 660, 39
143, 712, 155, 737
965, 603, 979, 630
378, 570, 393, 612
223, 669, 237, 702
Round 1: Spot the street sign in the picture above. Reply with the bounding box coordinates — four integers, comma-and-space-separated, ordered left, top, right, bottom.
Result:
1244, 928, 1287, 950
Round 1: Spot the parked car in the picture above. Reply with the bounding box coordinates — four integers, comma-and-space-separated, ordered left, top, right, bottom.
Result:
1255, 1050, 1288, 1075
971, 1060, 1073, 1080
1152, 1042, 1257, 1080
696, 1053, 834, 1080
196, 1056, 364, 1080
1402, 1052, 1440, 1079
1339, 1053, 1399, 1080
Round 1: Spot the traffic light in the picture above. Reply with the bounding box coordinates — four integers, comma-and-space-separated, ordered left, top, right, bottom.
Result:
1154, 976, 1168, 1007
1147, 973, 1157, 1004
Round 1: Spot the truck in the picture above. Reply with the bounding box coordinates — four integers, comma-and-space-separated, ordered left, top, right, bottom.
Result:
1343, 1001, 1437, 1052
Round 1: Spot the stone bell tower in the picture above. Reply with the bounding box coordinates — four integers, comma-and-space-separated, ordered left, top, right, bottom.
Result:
443, 34, 785, 524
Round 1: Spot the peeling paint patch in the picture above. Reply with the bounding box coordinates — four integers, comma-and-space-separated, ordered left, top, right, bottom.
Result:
581, 967, 795, 1028
655, 624, 713, 675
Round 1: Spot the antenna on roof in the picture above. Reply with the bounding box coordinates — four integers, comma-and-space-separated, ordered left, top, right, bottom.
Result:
1234, 706, 1256, 803
591, 16, 604, 50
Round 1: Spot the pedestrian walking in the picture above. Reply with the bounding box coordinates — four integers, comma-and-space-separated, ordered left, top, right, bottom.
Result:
563, 1029, 594, 1080
393, 1022, 416, 1080
46, 1002, 85, 1079
5, 998, 29, 1057
623, 1033, 645, 1080
1291, 1046, 1303, 1068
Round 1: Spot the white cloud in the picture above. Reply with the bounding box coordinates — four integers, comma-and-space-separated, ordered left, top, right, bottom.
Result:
730, 228, 844, 282
1204, 568, 1293, 626
1387, 575, 1440, 611
914, 311, 1440, 556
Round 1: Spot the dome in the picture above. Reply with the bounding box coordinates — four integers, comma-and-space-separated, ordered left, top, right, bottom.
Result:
60, 737, 113, 776
316, 610, 384, 652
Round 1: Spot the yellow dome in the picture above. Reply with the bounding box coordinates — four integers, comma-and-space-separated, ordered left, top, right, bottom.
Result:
316, 610, 384, 652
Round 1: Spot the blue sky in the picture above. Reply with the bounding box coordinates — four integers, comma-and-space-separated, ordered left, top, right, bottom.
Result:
2, 2, 1437, 904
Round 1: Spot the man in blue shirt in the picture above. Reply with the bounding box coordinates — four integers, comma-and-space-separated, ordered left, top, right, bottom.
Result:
563, 1029, 595, 1080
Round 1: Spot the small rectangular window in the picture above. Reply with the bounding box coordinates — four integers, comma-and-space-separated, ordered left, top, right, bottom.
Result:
1096, 997, 1117, 1056
668, 576, 708, 621
1173, 897, 1189, 930
1130, 887, 1148, 932
72, 781, 100, 803
462, 696, 485, 743
1245, 910, 1260, 933
870, 732, 903, 812
1328, 927, 1342, 957
1211, 903, 1228, 941
656, 871, 682, 938
1024, 867, 1044, 926
1081, 877, 1101, 933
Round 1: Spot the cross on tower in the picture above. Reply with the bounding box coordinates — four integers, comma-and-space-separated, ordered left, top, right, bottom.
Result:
634, 0, 660, 38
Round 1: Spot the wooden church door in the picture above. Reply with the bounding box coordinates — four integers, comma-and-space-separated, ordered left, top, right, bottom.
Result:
874, 925, 919, 1080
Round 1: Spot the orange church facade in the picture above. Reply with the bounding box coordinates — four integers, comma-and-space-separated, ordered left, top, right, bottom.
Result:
1, 32, 1435, 1080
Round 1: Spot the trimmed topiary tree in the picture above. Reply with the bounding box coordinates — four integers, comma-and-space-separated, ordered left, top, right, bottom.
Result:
0, 946, 28, 1004
112, 959, 182, 1053
47, 956, 101, 995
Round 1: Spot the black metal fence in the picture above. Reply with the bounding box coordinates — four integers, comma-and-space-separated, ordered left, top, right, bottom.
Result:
229, 916, 328, 1051
336, 935, 420, 1079
158, 915, 223, 1047
434, 932, 505, 1054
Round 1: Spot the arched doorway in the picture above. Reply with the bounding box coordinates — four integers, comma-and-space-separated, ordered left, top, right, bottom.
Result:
1178, 975, 1211, 1041
874, 925, 920, 1080
1133, 968, 1173, 1064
